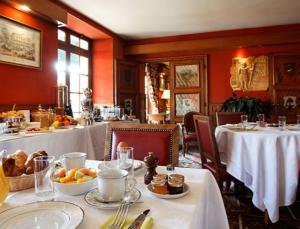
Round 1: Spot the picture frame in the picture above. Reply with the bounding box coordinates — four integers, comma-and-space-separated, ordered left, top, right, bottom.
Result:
175, 93, 200, 116
175, 64, 199, 88
0, 16, 41, 69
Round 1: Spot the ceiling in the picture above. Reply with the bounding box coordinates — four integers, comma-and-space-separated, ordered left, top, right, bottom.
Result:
60, 0, 300, 40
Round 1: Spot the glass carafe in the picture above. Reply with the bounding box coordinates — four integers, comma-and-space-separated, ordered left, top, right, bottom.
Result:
0, 150, 9, 205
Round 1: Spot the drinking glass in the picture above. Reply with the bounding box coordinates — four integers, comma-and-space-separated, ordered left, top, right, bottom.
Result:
297, 115, 300, 128
117, 147, 134, 178
278, 116, 286, 130
0, 150, 9, 206
34, 156, 55, 201
257, 114, 265, 127
241, 115, 248, 128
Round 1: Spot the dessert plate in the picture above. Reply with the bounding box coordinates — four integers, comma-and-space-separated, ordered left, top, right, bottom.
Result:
0, 201, 84, 229
147, 183, 190, 199
84, 188, 141, 209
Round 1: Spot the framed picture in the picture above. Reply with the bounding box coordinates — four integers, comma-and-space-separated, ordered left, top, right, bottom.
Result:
0, 16, 41, 68
175, 93, 200, 116
175, 64, 199, 88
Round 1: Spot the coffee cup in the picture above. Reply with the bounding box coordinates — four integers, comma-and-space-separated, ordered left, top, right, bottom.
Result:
96, 168, 136, 202
60, 152, 86, 170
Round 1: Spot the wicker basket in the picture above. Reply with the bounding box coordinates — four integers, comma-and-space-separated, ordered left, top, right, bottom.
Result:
7, 174, 34, 192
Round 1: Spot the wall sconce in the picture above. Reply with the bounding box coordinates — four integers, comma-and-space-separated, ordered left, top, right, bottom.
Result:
161, 90, 170, 112
161, 89, 170, 100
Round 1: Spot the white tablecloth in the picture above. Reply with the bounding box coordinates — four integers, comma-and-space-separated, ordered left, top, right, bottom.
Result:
215, 126, 300, 223
0, 123, 109, 160
1, 160, 229, 229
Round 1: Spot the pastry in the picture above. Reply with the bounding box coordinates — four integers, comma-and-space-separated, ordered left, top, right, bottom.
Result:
25, 150, 48, 174
7, 150, 27, 170
2, 157, 24, 177
2, 157, 15, 177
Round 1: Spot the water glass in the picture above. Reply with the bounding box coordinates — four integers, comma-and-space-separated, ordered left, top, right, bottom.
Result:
297, 115, 300, 128
241, 115, 248, 128
257, 114, 265, 127
278, 116, 286, 130
34, 156, 55, 201
117, 147, 134, 178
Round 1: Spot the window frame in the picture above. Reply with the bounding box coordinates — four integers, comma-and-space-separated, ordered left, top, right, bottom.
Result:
57, 28, 93, 117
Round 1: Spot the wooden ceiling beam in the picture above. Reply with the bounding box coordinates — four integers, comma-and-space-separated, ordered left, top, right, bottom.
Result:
125, 31, 300, 55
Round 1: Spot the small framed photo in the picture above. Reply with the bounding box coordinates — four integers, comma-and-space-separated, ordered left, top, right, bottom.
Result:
0, 16, 41, 69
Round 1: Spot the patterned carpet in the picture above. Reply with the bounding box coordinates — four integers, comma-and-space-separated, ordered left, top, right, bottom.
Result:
178, 146, 300, 229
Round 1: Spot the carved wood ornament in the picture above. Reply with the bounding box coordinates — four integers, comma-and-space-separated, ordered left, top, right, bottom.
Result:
230, 56, 269, 91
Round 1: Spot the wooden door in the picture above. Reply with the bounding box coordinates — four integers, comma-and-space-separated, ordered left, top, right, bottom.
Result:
170, 57, 208, 123
115, 60, 140, 118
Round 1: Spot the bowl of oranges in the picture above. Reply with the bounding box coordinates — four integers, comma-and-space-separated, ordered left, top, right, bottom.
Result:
52, 167, 97, 195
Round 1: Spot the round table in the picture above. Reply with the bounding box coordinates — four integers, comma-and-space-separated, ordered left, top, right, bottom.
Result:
215, 125, 300, 223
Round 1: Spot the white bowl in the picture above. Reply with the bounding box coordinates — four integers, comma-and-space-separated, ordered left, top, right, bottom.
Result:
54, 178, 97, 196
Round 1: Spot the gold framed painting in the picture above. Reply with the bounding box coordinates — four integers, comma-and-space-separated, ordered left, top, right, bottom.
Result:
175, 64, 199, 88
0, 16, 41, 69
175, 93, 200, 116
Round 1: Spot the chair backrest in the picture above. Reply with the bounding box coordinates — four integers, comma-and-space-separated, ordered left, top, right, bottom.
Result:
183, 111, 202, 133
104, 123, 179, 166
148, 114, 165, 124
215, 112, 245, 126
193, 115, 221, 166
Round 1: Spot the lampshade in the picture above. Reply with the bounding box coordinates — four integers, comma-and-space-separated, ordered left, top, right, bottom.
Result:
161, 90, 170, 99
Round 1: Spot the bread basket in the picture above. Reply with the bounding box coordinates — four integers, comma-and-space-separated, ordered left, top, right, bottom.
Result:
7, 174, 34, 192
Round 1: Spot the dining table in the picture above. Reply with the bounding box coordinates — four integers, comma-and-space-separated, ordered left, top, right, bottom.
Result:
215, 124, 300, 223
0, 120, 139, 160
0, 160, 229, 229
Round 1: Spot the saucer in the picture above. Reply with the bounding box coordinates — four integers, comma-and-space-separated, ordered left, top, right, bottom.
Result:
84, 188, 141, 209
147, 183, 190, 199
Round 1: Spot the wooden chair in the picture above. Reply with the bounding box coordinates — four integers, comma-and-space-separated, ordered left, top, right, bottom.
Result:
193, 115, 235, 192
181, 111, 201, 157
104, 123, 179, 166
215, 112, 245, 126
148, 114, 165, 124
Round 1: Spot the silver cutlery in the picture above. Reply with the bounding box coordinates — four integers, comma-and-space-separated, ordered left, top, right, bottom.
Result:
109, 203, 129, 229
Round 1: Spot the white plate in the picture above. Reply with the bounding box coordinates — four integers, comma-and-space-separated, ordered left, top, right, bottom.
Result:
0, 201, 84, 229
84, 188, 141, 209
147, 183, 190, 199
286, 125, 300, 131
98, 160, 145, 171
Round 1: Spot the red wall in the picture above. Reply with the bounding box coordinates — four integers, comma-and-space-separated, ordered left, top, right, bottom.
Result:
126, 25, 300, 104
93, 39, 113, 105
209, 44, 300, 103
0, 3, 57, 105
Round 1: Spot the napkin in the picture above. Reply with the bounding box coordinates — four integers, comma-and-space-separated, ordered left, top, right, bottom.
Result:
100, 213, 153, 229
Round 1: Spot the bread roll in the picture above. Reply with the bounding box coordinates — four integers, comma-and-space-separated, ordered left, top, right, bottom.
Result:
25, 150, 48, 175
2, 157, 15, 177
7, 150, 27, 169
117, 141, 129, 150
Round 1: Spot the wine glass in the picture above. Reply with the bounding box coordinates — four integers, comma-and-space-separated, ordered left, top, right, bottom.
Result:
241, 115, 248, 128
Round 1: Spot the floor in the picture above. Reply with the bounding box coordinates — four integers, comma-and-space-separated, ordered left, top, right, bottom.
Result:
178, 145, 300, 229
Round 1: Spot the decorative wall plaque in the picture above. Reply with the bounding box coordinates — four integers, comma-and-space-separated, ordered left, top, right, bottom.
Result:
230, 56, 268, 91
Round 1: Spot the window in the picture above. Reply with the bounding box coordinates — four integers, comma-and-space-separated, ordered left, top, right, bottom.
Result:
56, 29, 91, 118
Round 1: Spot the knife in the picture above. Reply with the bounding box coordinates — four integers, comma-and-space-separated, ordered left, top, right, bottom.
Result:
128, 209, 150, 229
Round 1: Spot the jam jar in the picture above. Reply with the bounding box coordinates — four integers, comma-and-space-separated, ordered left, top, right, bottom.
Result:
169, 174, 185, 183
168, 179, 184, 194
151, 178, 168, 194
153, 173, 168, 181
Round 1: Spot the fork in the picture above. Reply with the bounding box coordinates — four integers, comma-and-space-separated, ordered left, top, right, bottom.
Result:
109, 203, 129, 229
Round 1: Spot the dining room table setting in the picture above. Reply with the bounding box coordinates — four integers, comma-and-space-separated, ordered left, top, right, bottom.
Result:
215, 113, 300, 223
0, 144, 229, 229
